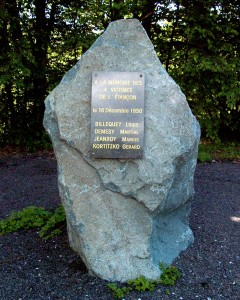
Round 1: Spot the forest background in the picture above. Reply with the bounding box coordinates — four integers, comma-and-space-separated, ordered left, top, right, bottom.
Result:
0, 0, 239, 149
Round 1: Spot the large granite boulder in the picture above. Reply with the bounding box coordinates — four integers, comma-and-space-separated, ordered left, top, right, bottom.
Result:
43, 19, 200, 282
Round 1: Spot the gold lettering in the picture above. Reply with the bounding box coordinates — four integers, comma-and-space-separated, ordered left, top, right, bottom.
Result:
111, 87, 133, 93
105, 108, 129, 113
120, 129, 139, 135
94, 136, 117, 142
122, 144, 141, 149
125, 122, 139, 128
122, 137, 139, 142
92, 144, 120, 149
114, 94, 137, 100
95, 129, 114, 134
132, 80, 143, 86
95, 122, 122, 127
108, 80, 130, 85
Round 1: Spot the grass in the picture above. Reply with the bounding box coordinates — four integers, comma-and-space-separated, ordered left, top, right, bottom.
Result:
0, 205, 66, 240
198, 140, 240, 163
107, 263, 182, 299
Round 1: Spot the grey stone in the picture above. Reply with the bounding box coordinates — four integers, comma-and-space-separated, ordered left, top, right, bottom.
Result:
43, 19, 200, 282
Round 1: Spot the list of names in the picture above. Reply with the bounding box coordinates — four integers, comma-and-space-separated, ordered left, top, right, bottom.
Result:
90, 71, 145, 158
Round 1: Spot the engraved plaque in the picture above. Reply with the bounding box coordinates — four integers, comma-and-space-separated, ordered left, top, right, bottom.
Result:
90, 71, 145, 158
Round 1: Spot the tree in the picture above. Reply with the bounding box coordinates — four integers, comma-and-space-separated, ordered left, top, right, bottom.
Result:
0, 0, 239, 146
152, 0, 239, 140
0, 0, 98, 146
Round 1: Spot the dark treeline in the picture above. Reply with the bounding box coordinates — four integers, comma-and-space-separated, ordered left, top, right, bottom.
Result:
0, 0, 239, 147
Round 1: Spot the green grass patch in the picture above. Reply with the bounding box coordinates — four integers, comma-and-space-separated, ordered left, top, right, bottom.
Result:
198, 140, 240, 162
107, 283, 132, 299
128, 275, 156, 292
159, 263, 182, 286
107, 263, 182, 299
0, 205, 66, 239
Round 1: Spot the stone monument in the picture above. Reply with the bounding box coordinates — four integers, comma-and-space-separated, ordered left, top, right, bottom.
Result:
43, 19, 200, 282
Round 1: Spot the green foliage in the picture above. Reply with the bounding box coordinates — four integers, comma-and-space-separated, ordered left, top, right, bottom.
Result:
198, 140, 240, 162
0, 205, 66, 240
107, 263, 181, 298
198, 145, 212, 163
24, 132, 53, 152
165, 288, 171, 295
1, 0, 239, 145
0, 206, 50, 235
106, 283, 132, 299
159, 263, 182, 286
39, 205, 66, 240
128, 275, 156, 292
158, 0, 240, 141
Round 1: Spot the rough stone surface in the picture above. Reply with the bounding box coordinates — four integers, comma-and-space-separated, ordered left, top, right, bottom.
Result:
43, 19, 200, 282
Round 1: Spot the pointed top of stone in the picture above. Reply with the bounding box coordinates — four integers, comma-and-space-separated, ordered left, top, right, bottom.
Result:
59, 18, 164, 84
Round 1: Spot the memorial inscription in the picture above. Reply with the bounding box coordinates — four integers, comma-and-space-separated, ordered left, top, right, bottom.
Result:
90, 71, 145, 158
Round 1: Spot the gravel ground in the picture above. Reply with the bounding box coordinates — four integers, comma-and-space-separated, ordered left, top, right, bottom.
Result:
0, 155, 239, 300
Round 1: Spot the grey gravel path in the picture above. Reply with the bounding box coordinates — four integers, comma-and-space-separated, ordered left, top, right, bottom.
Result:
0, 156, 239, 300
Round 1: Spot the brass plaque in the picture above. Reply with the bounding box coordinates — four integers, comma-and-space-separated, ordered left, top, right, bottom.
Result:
90, 71, 145, 158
